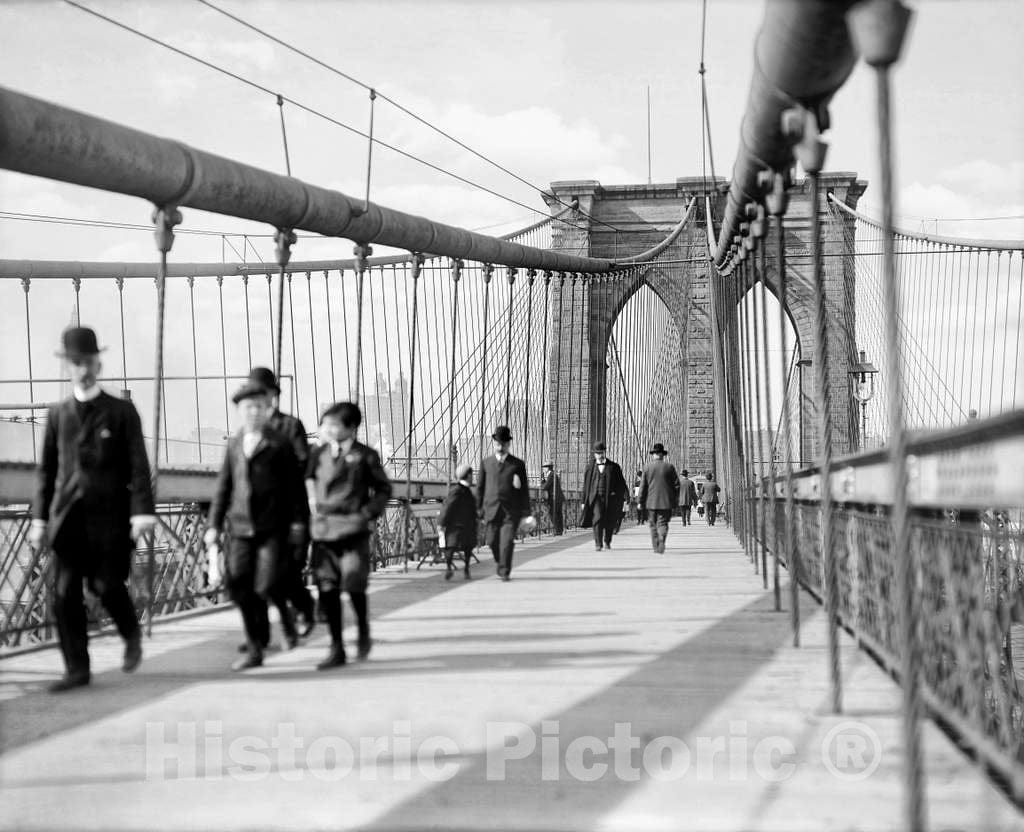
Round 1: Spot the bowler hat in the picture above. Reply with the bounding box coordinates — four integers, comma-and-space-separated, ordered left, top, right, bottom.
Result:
649, 442, 667, 455
541, 462, 554, 469
232, 381, 270, 404
247, 366, 280, 394
492, 425, 513, 443
57, 326, 105, 360
455, 463, 474, 481
592, 441, 607, 453
681, 469, 689, 477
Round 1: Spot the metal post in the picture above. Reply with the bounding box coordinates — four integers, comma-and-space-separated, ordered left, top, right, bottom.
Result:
402, 255, 423, 573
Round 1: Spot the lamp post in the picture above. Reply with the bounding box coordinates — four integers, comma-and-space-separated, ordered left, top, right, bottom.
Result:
797, 357, 812, 466
849, 348, 880, 451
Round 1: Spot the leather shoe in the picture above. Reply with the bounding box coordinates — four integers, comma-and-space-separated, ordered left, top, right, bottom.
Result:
500, 574, 511, 582
49, 672, 90, 693
238, 639, 270, 653
444, 569, 453, 581
122, 631, 143, 673
357, 639, 372, 660
317, 645, 347, 670
231, 652, 263, 672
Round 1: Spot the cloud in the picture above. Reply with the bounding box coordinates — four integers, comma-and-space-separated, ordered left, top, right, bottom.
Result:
937, 159, 1024, 203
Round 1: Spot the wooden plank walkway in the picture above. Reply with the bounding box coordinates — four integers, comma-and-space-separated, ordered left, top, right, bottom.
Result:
1, 524, 1020, 831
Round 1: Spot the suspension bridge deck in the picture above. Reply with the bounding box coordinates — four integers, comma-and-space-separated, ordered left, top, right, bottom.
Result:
0, 526, 1019, 831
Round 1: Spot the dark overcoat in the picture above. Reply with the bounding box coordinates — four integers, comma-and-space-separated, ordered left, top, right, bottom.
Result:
580, 458, 628, 528
476, 453, 531, 522
438, 482, 478, 550
640, 459, 681, 511
33, 391, 154, 560
208, 427, 308, 537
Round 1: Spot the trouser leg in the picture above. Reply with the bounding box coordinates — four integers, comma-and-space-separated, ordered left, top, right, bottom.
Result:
53, 556, 90, 676
486, 518, 502, 564
657, 510, 669, 550
285, 544, 314, 620
92, 574, 139, 640
498, 515, 517, 577
349, 590, 370, 649
648, 515, 660, 551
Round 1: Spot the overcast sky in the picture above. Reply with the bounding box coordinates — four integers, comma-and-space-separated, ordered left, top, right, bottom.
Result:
1, 0, 1021, 265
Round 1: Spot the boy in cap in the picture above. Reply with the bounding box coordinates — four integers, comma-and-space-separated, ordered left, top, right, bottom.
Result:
204, 382, 308, 670
581, 441, 627, 551
476, 425, 534, 581
306, 402, 392, 669
246, 367, 316, 637
438, 463, 478, 580
30, 326, 155, 691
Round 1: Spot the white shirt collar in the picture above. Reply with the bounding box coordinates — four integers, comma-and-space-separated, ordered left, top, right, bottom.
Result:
73, 384, 103, 403
458, 478, 472, 487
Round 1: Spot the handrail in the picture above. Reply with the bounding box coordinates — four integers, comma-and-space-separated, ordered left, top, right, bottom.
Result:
0, 86, 617, 273
827, 194, 1024, 251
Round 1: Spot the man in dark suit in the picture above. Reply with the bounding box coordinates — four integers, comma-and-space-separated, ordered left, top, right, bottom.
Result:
438, 463, 478, 580
306, 402, 392, 669
679, 469, 699, 526
29, 326, 156, 692
247, 367, 316, 638
476, 425, 534, 581
540, 462, 564, 535
639, 443, 681, 553
581, 441, 628, 551
699, 472, 722, 526
204, 382, 308, 670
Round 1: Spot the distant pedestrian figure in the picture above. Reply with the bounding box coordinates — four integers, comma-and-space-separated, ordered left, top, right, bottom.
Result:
699, 472, 722, 526
541, 462, 564, 535
633, 469, 646, 524
477, 426, 534, 581
439, 463, 478, 580
639, 443, 681, 553
306, 402, 392, 669
205, 383, 308, 670
30, 326, 155, 692
247, 367, 316, 638
679, 469, 699, 526
581, 442, 628, 551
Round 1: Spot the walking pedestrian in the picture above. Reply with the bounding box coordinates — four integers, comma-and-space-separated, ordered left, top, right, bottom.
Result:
581, 441, 627, 551
639, 443, 681, 553
306, 402, 392, 669
439, 463, 477, 580
30, 326, 155, 692
699, 472, 722, 526
477, 425, 534, 581
679, 469, 699, 526
246, 367, 316, 638
541, 462, 564, 535
204, 382, 307, 670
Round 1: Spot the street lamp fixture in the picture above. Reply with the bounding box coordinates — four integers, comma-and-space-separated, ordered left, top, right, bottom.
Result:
849, 348, 879, 451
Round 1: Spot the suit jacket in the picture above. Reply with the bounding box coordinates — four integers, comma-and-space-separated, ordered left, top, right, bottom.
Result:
267, 409, 309, 470
679, 476, 699, 507
306, 440, 393, 541
640, 460, 681, 510
698, 480, 721, 504
581, 458, 627, 527
208, 426, 308, 537
438, 482, 478, 550
34, 391, 154, 553
476, 453, 530, 522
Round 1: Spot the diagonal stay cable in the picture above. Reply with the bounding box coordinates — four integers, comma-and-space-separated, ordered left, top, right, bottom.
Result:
62, 0, 592, 233
193, 0, 624, 234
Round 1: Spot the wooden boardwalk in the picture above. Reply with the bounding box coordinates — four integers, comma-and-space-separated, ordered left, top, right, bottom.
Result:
1, 523, 1020, 831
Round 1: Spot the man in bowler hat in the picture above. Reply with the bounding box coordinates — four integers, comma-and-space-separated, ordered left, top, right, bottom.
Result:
540, 462, 564, 535
438, 463, 478, 580
679, 469, 699, 526
581, 441, 627, 551
639, 443, 681, 553
476, 426, 534, 581
29, 326, 156, 691
247, 367, 316, 638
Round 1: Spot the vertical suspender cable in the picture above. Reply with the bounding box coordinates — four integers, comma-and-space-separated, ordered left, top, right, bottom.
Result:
187, 277, 202, 463
446, 261, 463, 482
403, 255, 423, 571
523, 270, 536, 461
848, 2, 923, 825
323, 270, 337, 403
504, 268, 517, 423
217, 275, 229, 433
478, 265, 494, 463
21, 278, 36, 459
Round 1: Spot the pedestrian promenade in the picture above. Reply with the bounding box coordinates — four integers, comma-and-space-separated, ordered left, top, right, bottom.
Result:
1, 524, 1020, 831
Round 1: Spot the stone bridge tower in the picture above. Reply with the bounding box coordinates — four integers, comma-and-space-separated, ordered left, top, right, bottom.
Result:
543, 173, 866, 490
